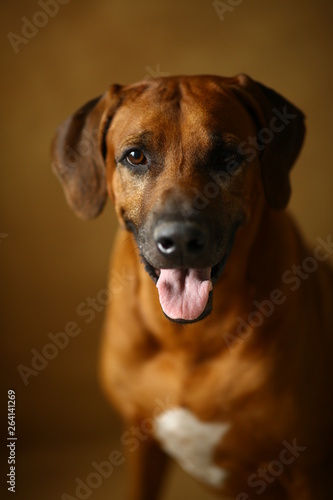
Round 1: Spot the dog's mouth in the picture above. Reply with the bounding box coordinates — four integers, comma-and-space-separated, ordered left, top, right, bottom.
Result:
142, 257, 227, 324
157, 267, 212, 323
136, 218, 242, 324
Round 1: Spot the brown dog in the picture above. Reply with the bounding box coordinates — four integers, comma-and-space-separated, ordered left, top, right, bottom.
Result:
52, 75, 333, 499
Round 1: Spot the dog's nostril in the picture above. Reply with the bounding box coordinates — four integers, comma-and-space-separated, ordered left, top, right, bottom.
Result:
187, 237, 205, 254
157, 237, 176, 254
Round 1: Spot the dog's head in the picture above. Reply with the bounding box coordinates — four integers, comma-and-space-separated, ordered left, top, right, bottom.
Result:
51, 75, 305, 324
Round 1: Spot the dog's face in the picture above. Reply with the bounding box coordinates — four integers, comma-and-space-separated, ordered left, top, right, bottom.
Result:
105, 79, 261, 323
52, 75, 305, 323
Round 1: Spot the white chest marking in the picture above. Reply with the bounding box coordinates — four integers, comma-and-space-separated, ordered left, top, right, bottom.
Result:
154, 407, 230, 488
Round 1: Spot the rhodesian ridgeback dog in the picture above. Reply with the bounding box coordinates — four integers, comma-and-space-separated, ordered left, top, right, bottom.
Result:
52, 75, 333, 499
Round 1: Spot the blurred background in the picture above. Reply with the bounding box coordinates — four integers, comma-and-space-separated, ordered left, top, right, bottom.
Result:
1, 0, 332, 498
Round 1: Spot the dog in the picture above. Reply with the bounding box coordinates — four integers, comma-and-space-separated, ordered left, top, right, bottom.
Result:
52, 75, 333, 499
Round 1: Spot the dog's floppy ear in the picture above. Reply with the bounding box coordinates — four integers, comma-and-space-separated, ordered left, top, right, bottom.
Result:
51, 85, 122, 219
232, 74, 306, 209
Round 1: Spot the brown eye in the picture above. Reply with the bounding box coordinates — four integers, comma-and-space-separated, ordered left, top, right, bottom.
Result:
126, 149, 147, 166
221, 150, 242, 172
222, 151, 237, 163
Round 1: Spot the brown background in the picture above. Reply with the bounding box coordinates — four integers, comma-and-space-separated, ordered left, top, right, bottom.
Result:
1, 0, 333, 499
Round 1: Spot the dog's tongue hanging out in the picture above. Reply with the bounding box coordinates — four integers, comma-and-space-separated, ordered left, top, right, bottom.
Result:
156, 268, 211, 321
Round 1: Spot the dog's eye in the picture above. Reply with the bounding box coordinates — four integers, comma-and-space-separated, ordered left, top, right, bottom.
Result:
220, 150, 243, 172
221, 151, 237, 164
126, 149, 147, 166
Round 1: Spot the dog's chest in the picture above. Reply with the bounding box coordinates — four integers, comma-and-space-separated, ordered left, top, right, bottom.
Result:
154, 407, 230, 488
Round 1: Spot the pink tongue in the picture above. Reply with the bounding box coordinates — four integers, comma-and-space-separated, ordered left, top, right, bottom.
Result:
156, 268, 211, 321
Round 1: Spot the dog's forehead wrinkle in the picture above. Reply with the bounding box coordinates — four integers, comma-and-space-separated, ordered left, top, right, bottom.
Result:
119, 130, 160, 150
142, 79, 247, 150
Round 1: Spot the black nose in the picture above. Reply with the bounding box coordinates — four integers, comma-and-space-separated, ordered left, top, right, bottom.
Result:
154, 221, 207, 261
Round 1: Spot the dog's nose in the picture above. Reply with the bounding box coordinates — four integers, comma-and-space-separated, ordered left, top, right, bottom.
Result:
154, 221, 207, 260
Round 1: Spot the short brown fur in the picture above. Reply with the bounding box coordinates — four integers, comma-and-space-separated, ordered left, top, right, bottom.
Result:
52, 75, 333, 499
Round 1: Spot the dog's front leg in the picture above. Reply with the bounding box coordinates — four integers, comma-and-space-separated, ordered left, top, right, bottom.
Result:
126, 434, 169, 500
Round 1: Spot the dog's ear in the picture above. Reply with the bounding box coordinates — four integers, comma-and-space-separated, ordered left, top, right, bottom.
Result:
232, 74, 306, 209
51, 85, 122, 219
